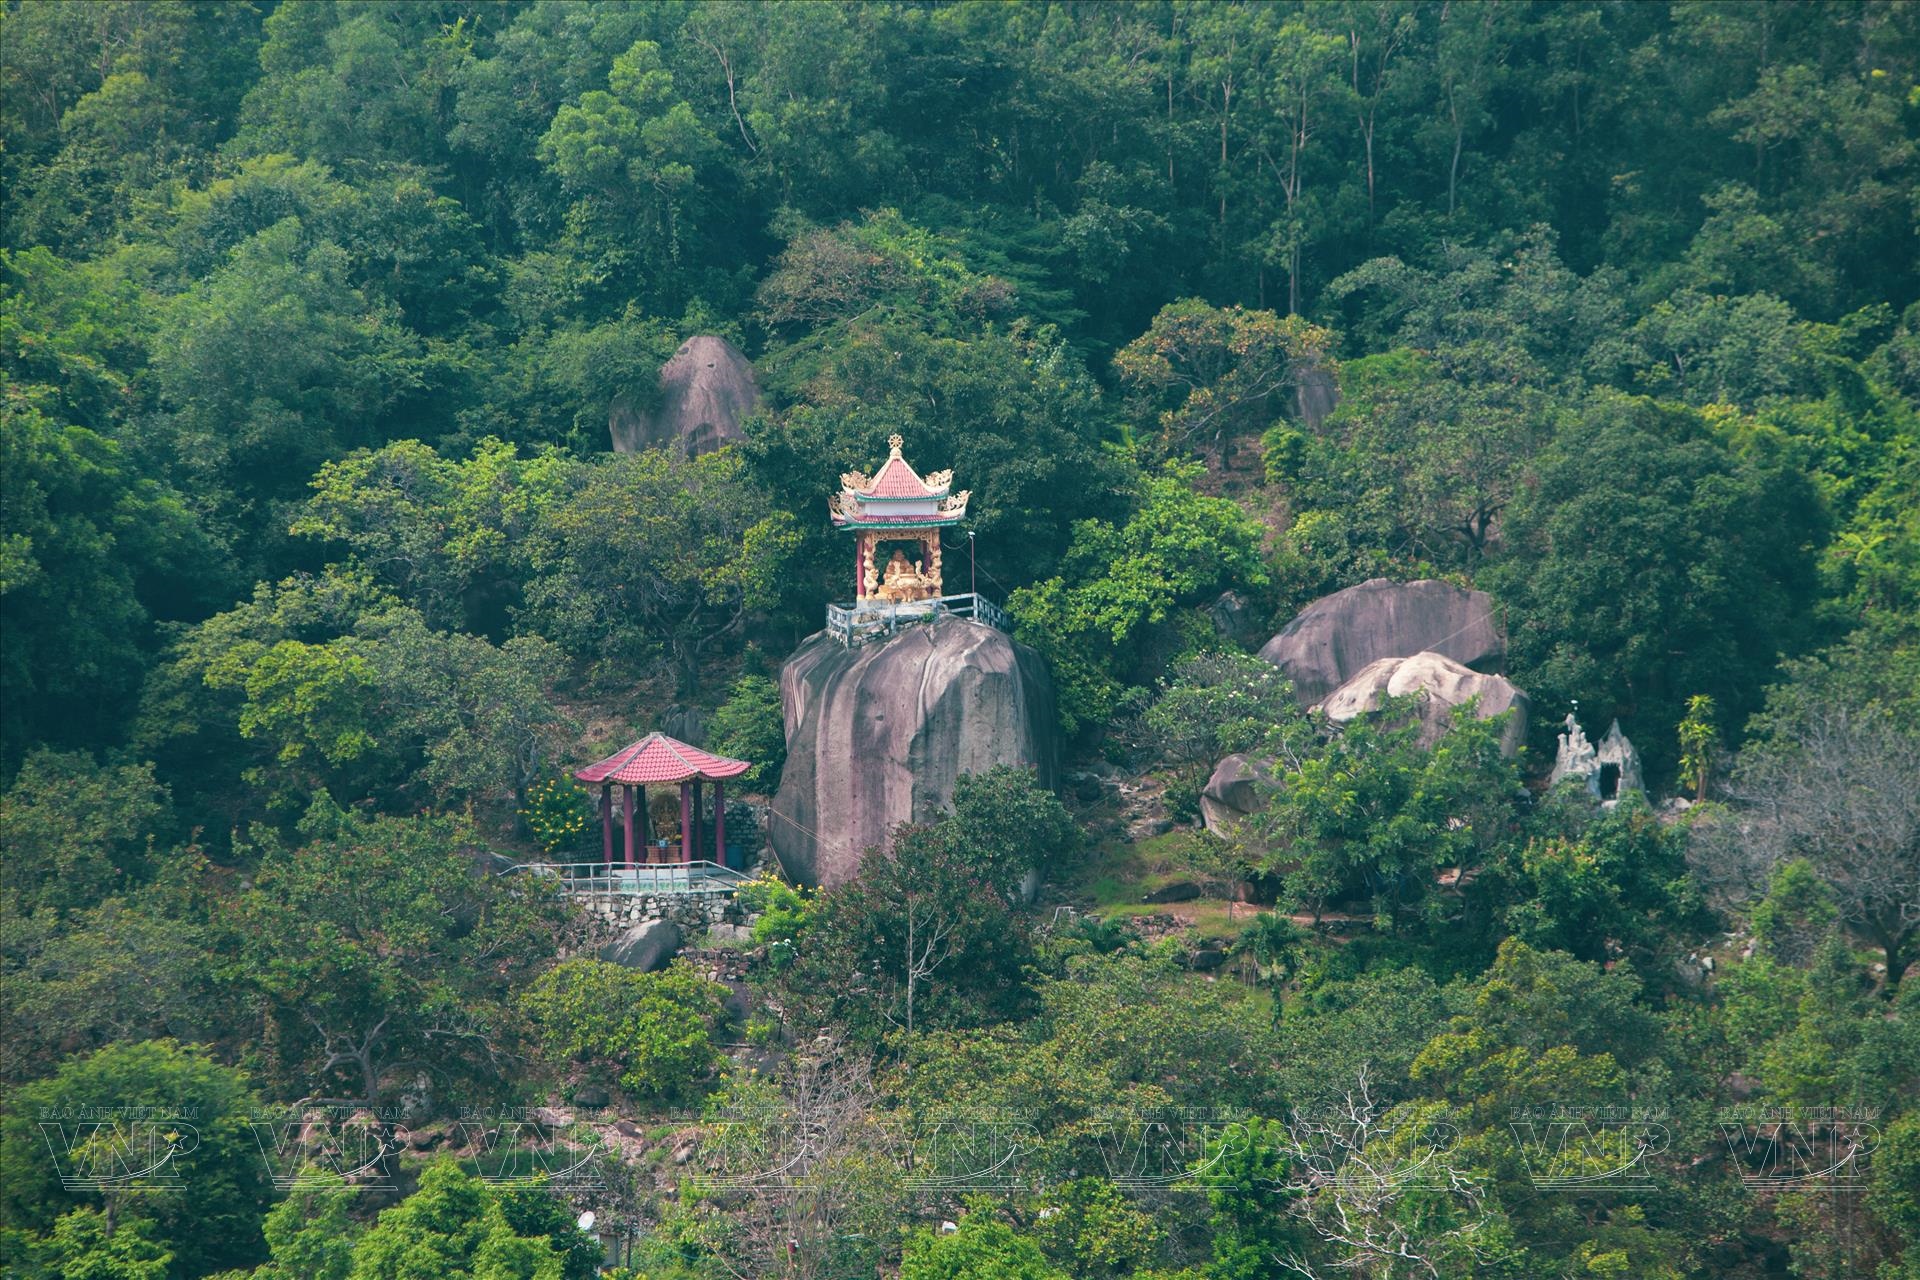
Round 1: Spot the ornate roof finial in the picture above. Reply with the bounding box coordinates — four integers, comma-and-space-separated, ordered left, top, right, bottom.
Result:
888, 432, 904, 457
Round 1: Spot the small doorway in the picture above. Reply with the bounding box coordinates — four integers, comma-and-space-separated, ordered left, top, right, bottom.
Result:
1597, 763, 1621, 800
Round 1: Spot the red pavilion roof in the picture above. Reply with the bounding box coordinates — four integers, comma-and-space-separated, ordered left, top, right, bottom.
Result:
574, 732, 751, 786
866, 452, 937, 498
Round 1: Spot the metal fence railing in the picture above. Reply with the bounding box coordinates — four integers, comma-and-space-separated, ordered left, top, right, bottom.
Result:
825, 592, 1011, 647
500, 860, 751, 898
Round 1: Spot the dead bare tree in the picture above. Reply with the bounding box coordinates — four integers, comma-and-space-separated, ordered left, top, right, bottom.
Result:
693, 1045, 906, 1280
1698, 706, 1920, 992
1275, 1069, 1494, 1279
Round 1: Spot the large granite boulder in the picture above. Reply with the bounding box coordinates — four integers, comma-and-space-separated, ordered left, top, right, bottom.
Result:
610, 336, 761, 456
772, 618, 1058, 888
1313, 651, 1529, 756
1258, 578, 1505, 705
1206, 591, 1263, 649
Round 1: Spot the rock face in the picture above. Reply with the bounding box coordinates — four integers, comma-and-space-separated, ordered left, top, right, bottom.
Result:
1206, 590, 1263, 648
1313, 651, 1529, 757
1200, 753, 1273, 836
1294, 360, 1341, 431
772, 617, 1058, 888
1258, 578, 1506, 705
609, 336, 761, 456
598, 919, 682, 972
660, 705, 708, 747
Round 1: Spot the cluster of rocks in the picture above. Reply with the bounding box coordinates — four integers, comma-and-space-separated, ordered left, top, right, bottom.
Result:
1116, 777, 1174, 842
1204, 577, 1533, 838
679, 944, 755, 983
1127, 912, 1184, 939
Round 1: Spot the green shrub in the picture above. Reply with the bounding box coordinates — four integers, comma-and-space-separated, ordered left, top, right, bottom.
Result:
523, 959, 727, 1103
1162, 770, 1202, 824
737, 870, 814, 953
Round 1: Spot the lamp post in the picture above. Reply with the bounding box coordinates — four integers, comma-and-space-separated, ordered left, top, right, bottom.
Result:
968, 530, 976, 598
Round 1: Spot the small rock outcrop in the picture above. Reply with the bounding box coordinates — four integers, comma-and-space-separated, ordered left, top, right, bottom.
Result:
660, 705, 708, 747
1549, 713, 1644, 803
598, 919, 682, 972
771, 617, 1058, 888
1314, 651, 1530, 757
1258, 578, 1506, 705
609, 336, 760, 456
1294, 360, 1340, 431
1206, 591, 1263, 648
1200, 753, 1274, 836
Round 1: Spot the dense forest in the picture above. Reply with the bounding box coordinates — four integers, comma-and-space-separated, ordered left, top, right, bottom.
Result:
2, 1, 1918, 1277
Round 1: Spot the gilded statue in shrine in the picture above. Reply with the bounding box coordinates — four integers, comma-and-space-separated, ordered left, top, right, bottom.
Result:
877, 549, 938, 603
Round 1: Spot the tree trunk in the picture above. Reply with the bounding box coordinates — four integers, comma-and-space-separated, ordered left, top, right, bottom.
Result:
1364, 122, 1377, 222
1448, 99, 1463, 216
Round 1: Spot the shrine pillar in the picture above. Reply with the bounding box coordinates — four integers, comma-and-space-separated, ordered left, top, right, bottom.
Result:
855, 530, 878, 601
622, 784, 636, 868
600, 783, 613, 868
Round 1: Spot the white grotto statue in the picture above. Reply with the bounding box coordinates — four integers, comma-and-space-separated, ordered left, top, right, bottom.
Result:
1549, 710, 1643, 806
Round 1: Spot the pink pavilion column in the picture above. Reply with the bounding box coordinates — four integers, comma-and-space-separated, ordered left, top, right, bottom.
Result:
599, 783, 613, 868
689, 780, 703, 865
622, 784, 636, 869
679, 780, 692, 865
713, 781, 726, 866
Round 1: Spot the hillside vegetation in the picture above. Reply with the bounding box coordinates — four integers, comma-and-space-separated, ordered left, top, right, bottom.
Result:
1, 4, 1917, 1279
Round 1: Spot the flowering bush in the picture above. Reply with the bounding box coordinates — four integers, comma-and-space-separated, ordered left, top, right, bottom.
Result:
520, 774, 590, 856
736, 870, 813, 966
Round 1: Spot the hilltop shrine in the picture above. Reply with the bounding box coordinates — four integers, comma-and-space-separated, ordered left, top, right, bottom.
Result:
825, 433, 1007, 644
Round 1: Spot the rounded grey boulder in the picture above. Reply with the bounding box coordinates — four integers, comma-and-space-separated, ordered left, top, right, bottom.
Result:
610, 335, 761, 456
598, 919, 683, 972
771, 618, 1058, 888
1200, 753, 1275, 836
1258, 577, 1506, 705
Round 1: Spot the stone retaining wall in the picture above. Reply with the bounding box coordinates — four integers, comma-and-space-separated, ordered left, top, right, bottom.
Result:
569, 893, 741, 952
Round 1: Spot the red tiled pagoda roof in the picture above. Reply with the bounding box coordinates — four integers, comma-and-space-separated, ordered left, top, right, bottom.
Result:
865, 453, 937, 498
574, 732, 751, 785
